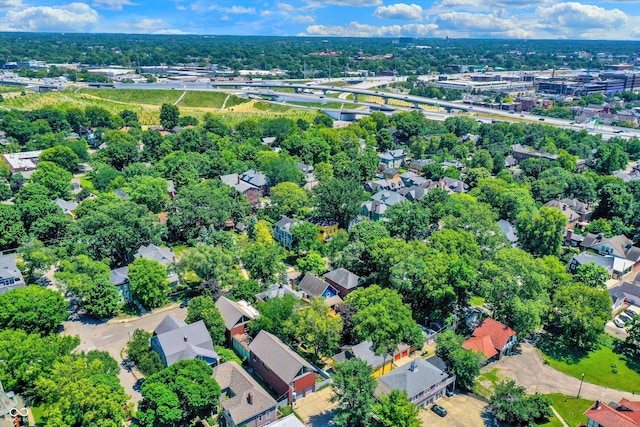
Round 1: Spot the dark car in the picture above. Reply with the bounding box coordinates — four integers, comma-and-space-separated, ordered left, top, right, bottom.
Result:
431, 404, 447, 417
624, 308, 638, 318
180, 299, 190, 309
133, 378, 145, 392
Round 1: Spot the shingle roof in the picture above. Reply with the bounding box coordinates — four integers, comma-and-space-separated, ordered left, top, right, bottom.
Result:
0, 254, 22, 281
298, 273, 331, 297
152, 317, 218, 366
135, 244, 176, 267
109, 266, 129, 286
609, 282, 640, 305
154, 314, 187, 335
255, 284, 304, 302
584, 400, 640, 427
267, 414, 306, 427
376, 358, 451, 398
462, 335, 499, 359
333, 341, 408, 370
582, 234, 638, 260
215, 296, 258, 331
240, 170, 270, 187
325, 268, 361, 290
249, 330, 314, 384
53, 198, 79, 215
275, 216, 301, 232
213, 361, 277, 426
545, 200, 581, 222
472, 318, 516, 350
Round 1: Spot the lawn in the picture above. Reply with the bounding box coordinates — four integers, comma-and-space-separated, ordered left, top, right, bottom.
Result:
470, 295, 485, 307
177, 91, 248, 109
537, 393, 593, 427
540, 338, 640, 394
78, 88, 181, 105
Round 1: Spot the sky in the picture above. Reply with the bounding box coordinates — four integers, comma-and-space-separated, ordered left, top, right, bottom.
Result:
1, 0, 640, 39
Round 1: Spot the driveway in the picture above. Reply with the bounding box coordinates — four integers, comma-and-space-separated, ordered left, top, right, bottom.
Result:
419, 393, 495, 427
605, 320, 629, 340
62, 304, 186, 403
489, 343, 638, 402
294, 387, 337, 427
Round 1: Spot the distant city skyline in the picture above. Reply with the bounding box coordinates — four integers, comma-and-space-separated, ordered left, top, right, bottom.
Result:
0, 0, 639, 40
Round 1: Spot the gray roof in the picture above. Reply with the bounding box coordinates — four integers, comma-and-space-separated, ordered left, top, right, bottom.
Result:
333, 341, 409, 370
220, 173, 260, 194
154, 314, 187, 335
581, 234, 639, 261
378, 149, 406, 161
114, 188, 129, 199
53, 198, 79, 214
410, 159, 435, 168
275, 216, 301, 233
249, 330, 314, 384
135, 244, 176, 267
325, 268, 361, 290
370, 190, 407, 205
240, 170, 270, 187
215, 296, 258, 331
559, 198, 591, 215
0, 253, 22, 281
377, 358, 451, 398
425, 355, 448, 372
268, 415, 306, 427
609, 282, 640, 305
213, 361, 277, 426
545, 200, 580, 222
298, 273, 331, 297
497, 220, 518, 245
255, 284, 304, 302
572, 252, 634, 275
109, 266, 129, 286
152, 317, 218, 366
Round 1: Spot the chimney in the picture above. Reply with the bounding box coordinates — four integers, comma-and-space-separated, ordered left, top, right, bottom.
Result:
291, 280, 296, 290
247, 392, 253, 405
237, 175, 240, 185
409, 361, 417, 372
184, 336, 189, 342
279, 283, 283, 289
594, 401, 601, 410
302, 292, 307, 300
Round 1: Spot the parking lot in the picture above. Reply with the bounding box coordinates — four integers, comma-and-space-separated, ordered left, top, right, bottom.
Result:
419, 393, 495, 427
294, 387, 336, 427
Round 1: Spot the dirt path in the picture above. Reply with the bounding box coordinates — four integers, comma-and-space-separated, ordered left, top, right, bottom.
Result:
489, 344, 638, 402
174, 90, 187, 106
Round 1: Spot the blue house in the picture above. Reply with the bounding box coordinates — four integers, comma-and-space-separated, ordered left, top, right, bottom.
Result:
298, 273, 338, 300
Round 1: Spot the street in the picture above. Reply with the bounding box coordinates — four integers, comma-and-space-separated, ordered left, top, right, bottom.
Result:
62, 304, 187, 403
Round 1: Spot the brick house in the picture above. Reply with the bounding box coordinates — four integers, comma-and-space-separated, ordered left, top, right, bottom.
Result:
215, 296, 259, 343
249, 330, 316, 404
324, 268, 363, 297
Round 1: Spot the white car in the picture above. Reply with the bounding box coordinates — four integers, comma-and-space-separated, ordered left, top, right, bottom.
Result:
614, 317, 626, 328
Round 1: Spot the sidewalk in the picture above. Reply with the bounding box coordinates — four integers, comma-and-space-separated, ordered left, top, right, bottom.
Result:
107, 302, 181, 324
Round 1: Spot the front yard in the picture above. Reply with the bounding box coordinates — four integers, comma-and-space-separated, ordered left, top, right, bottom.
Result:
537, 393, 593, 427
539, 338, 640, 394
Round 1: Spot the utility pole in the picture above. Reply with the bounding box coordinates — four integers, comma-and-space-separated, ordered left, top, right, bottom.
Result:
577, 373, 585, 399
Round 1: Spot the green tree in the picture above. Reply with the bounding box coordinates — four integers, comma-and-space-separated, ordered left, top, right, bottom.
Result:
331, 358, 376, 427
372, 390, 420, 427
137, 359, 221, 427
0, 286, 67, 334
626, 316, 640, 358
125, 176, 170, 214
490, 380, 552, 427
30, 161, 72, 199
241, 240, 285, 284
128, 258, 170, 310
19, 239, 56, 282
159, 103, 180, 129
250, 294, 298, 338
178, 244, 235, 283
185, 296, 226, 346
124, 329, 163, 376
40, 145, 80, 172
436, 330, 484, 390
575, 263, 609, 289
292, 221, 321, 253
516, 206, 567, 257
287, 297, 342, 362
99, 130, 140, 171
549, 283, 611, 351
384, 201, 431, 241
297, 251, 326, 276
84, 276, 122, 319
314, 178, 366, 228
268, 182, 309, 219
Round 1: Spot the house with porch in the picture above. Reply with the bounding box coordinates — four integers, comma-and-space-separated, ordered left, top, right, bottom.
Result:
462, 318, 517, 361
213, 361, 278, 427
584, 399, 640, 427
580, 234, 640, 271
570, 252, 634, 280
298, 273, 338, 300
375, 358, 455, 407
134, 244, 179, 285
249, 330, 317, 404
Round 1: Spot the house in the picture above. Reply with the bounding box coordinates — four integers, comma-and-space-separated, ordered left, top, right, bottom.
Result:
361, 190, 407, 221
1, 150, 42, 178
0, 253, 25, 295
240, 170, 271, 196
463, 318, 517, 361
54, 198, 79, 217
570, 252, 634, 280
441, 160, 464, 170
364, 177, 405, 193
584, 399, 640, 427
150, 315, 219, 367
497, 220, 518, 247
296, 162, 318, 190
108, 266, 132, 302
609, 280, 640, 310
511, 144, 559, 163
332, 341, 410, 378
298, 273, 338, 300
134, 244, 179, 285
558, 197, 592, 222
114, 188, 129, 199
255, 283, 304, 303
399, 171, 428, 188
216, 296, 259, 343
545, 199, 581, 227
274, 216, 301, 249
440, 177, 468, 194
580, 234, 640, 270
249, 330, 317, 404
378, 149, 407, 169
613, 165, 640, 183
375, 358, 455, 407
221, 173, 261, 204
213, 361, 278, 427
408, 159, 435, 174
324, 268, 362, 297
307, 217, 339, 242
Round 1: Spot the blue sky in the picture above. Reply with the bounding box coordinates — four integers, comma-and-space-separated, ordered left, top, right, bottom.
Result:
1, 0, 640, 39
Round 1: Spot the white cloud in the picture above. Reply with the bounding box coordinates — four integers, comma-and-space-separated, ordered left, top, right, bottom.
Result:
5, 2, 100, 31
536, 2, 628, 29
292, 15, 316, 24
191, 3, 256, 14
374, 3, 423, 21
304, 0, 382, 7
435, 11, 517, 31
92, 0, 136, 11
276, 2, 295, 11
117, 18, 192, 34
302, 20, 437, 36
0, 0, 22, 10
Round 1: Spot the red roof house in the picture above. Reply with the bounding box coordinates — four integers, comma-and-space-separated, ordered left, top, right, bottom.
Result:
584, 399, 640, 427
463, 318, 517, 361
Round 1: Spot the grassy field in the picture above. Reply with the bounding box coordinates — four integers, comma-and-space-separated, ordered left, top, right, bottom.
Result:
537, 394, 593, 427
78, 88, 182, 105
177, 91, 247, 109
540, 338, 640, 394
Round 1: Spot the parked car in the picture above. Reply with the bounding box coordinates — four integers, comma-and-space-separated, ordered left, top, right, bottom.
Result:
619, 313, 633, 323
431, 404, 447, 417
180, 299, 190, 309
614, 317, 626, 328
624, 308, 638, 318
133, 378, 145, 392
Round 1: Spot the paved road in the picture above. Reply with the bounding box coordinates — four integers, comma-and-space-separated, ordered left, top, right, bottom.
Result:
490, 344, 638, 402
62, 304, 187, 403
